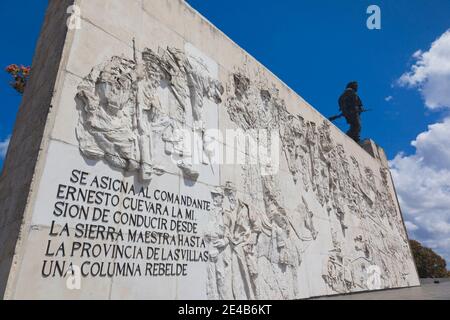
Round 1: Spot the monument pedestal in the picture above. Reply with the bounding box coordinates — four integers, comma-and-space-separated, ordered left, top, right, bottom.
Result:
360, 139, 389, 166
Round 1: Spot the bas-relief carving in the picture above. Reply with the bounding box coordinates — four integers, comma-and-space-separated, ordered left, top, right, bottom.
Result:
76, 45, 223, 182
206, 70, 416, 298
206, 180, 306, 300
76, 47, 417, 299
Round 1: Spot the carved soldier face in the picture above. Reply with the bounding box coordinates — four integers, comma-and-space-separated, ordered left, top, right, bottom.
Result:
273, 213, 288, 230
226, 191, 237, 210
260, 89, 271, 105
233, 73, 250, 98
211, 193, 224, 208
209, 81, 224, 103
96, 79, 131, 115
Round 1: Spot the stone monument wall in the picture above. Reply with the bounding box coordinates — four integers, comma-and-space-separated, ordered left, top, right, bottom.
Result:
0, 0, 419, 299
0, 0, 75, 297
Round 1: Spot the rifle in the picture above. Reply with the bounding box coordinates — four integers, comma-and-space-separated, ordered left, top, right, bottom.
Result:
133, 38, 153, 181
328, 108, 372, 122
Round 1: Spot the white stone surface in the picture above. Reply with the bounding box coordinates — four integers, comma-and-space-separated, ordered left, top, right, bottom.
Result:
1, 0, 419, 300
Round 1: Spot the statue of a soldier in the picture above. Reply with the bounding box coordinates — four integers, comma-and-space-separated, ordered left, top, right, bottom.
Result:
338, 81, 363, 143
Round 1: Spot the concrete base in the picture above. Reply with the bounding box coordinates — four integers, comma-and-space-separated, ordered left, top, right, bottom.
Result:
313, 279, 450, 300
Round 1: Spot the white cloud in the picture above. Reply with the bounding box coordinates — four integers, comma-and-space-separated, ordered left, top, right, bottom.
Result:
391, 30, 450, 265
398, 29, 450, 109
0, 136, 10, 159
405, 221, 419, 232
385, 95, 393, 102
412, 118, 450, 170
390, 124, 450, 263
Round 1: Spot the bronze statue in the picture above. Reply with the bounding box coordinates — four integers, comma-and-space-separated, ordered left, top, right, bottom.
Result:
332, 81, 365, 143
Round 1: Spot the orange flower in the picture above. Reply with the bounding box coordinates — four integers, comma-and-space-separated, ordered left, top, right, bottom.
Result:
5, 64, 30, 94
6, 64, 19, 74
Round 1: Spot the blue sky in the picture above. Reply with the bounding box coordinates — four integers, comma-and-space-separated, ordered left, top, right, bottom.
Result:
183, 0, 450, 264
185, 0, 450, 158
1, 0, 449, 159
0, 1, 47, 157
1, 1, 450, 263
